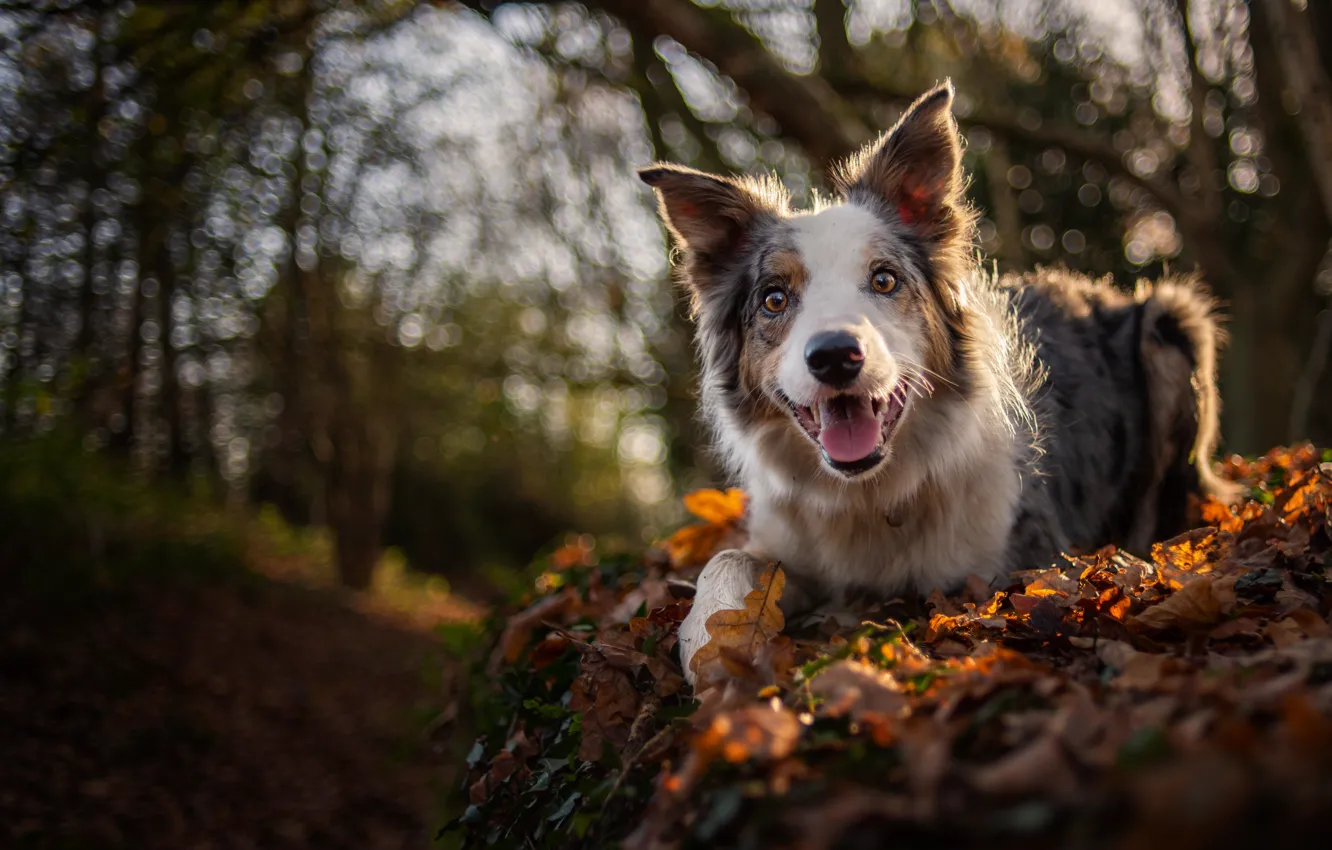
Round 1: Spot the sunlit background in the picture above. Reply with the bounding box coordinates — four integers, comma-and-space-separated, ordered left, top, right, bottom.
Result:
3, 0, 1331, 588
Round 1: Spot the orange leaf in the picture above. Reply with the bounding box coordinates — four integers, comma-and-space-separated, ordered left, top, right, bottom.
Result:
682, 488, 748, 524
1150, 527, 1218, 584
689, 565, 786, 678
661, 522, 729, 568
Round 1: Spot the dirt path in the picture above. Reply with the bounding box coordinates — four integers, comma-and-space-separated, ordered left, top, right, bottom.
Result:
1, 577, 472, 850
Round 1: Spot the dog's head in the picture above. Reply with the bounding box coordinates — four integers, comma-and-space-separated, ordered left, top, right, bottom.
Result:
641, 84, 976, 481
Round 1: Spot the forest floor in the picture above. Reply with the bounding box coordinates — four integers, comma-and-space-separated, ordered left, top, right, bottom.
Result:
458, 447, 1332, 850
0, 521, 484, 850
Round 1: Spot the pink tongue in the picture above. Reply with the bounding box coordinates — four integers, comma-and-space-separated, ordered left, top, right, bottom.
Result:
818, 397, 881, 463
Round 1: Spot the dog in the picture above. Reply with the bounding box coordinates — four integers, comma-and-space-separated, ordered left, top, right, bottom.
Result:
639, 83, 1239, 684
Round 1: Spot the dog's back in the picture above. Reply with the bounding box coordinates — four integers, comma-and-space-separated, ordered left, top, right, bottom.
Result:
1005, 269, 1236, 570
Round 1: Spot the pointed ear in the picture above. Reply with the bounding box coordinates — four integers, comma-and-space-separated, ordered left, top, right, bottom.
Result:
638, 164, 777, 261
835, 82, 965, 243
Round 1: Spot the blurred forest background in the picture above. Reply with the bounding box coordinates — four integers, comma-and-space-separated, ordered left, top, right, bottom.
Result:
2, 0, 1331, 847
2, 0, 1331, 592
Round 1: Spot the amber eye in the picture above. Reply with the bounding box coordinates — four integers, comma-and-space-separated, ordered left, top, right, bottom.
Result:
761, 287, 788, 314
870, 269, 898, 294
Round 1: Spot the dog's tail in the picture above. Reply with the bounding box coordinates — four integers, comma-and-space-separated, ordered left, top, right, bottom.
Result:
1135, 276, 1244, 531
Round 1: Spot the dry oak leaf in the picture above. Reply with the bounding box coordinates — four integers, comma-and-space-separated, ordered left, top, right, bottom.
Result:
689, 564, 786, 678
569, 652, 642, 762
1127, 573, 1238, 632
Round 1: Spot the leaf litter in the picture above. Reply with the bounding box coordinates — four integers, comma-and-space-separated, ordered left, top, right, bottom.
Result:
451, 445, 1332, 849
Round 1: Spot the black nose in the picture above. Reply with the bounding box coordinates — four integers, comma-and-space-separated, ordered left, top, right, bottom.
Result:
804, 330, 864, 387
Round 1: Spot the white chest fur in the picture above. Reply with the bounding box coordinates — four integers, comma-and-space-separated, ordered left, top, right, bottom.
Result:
745, 441, 1021, 602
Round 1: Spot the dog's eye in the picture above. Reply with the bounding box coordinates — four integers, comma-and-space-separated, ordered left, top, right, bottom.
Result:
870, 269, 898, 295
761, 287, 788, 314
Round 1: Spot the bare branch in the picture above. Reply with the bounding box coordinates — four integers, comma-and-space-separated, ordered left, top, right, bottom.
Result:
583, 0, 871, 167
1172, 0, 1224, 222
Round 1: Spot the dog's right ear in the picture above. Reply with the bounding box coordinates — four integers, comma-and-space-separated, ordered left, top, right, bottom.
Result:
638, 164, 772, 262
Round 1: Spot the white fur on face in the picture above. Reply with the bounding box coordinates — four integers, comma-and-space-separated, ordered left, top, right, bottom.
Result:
776, 204, 925, 407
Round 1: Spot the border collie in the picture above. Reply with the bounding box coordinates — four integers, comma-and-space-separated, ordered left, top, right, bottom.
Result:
639, 83, 1237, 683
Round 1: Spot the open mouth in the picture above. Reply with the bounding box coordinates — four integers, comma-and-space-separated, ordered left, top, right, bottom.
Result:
781, 383, 909, 476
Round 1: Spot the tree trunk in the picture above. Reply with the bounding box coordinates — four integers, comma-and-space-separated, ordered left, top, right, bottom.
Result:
326, 408, 398, 590
1258, 0, 1332, 224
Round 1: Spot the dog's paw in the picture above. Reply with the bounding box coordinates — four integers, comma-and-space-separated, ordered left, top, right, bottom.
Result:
679, 549, 764, 686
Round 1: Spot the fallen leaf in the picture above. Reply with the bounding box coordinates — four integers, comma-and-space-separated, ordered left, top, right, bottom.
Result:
570, 651, 643, 762
970, 734, 1078, 798
1286, 608, 1331, 637
690, 565, 786, 679
490, 588, 576, 671
1209, 617, 1263, 640
1265, 618, 1307, 649
1128, 574, 1238, 632
697, 702, 801, 763
809, 659, 909, 723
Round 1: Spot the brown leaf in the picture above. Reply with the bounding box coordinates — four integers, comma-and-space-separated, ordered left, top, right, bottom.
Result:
528, 635, 572, 670
489, 588, 576, 672
689, 565, 786, 678
1209, 617, 1263, 640
926, 587, 963, 616
467, 730, 538, 804
697, 702, 801, 764
590, 625, 685, 698
1128, 574, 1238, 632
970, 734, 1078, 799
1286, 608, 1332, 637
570, 652, 642, 762
1276, 579, 1321, 615
1009, 594, 1064, 635
1024, 571, 1079, 598
1265, 617, 1307, 649
809, 659, 909, 723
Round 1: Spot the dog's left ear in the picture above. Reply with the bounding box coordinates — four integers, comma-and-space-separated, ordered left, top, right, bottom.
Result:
835, 82, 965, 245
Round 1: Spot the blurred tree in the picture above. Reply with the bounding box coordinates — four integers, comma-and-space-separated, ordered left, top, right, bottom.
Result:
458, 0, 1332, 450
3, 0, 1330, 591
1, 0, 683, 589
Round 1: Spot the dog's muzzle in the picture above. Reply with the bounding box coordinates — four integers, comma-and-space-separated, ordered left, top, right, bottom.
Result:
804, 330, 864, 388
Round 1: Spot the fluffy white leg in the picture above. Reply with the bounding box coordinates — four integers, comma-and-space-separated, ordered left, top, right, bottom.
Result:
678, 549, 764, 686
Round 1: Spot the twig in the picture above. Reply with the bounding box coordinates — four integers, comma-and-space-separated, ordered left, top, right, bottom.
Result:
602, 694, 662, 812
